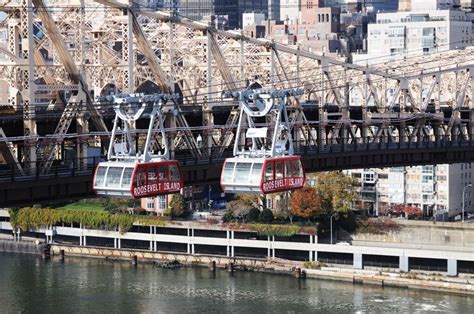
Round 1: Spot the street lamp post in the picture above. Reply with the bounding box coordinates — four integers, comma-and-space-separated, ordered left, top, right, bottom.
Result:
330, 213, 337, 244
462, 184, 472, 223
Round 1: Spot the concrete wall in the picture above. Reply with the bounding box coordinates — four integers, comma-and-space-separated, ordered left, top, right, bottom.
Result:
353, 220, 474, 251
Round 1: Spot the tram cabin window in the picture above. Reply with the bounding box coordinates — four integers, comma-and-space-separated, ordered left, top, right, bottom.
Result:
265, 162, 274, 182
222, 162, 235, 183
121, 168, 134, 188
249, 163, 263, 184
136, 167, 146, 186
169, 164, 180, 181
148, 166, 157, 184
158, 166, 167, 181
106, 167, 123, 188
275, 161, 284, 179
95, 167, 107, 187
234, 163, 251, 183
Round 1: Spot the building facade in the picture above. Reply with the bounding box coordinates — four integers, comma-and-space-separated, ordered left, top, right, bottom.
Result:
324, 0, 398, 13
178, 0, 275, 28
280, 0, 300, 24
353, 9, 474, 65
141, 195, 169, 216
346, 163, 474, 219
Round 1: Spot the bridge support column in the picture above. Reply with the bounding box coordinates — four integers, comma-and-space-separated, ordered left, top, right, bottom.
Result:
149, 226, 154, 251
448, 259, 458, 277
268, 236, 271, 258
399, 255, 409, 272
231, 230, 235, 257
353, 253, 363, 269
226, 230, 231, 257
190, 228, 195, 255
272, 236, 275, 258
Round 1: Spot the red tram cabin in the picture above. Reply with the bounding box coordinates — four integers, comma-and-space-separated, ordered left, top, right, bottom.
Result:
93, 160, 183, 199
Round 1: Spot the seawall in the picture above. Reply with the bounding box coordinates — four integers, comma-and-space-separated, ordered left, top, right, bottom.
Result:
49, 243, 474, 295
0, 238, 48, 255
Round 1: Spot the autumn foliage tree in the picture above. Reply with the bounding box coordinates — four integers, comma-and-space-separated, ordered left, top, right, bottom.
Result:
166, 194, 187, 218
290, 187, 321, 220
312, 172, 359, 215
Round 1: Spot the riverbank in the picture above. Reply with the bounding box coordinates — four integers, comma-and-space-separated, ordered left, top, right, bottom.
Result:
42, 242, 474, 295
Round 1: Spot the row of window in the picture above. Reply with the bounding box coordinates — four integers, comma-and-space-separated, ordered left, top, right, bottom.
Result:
222, 159, 304, 185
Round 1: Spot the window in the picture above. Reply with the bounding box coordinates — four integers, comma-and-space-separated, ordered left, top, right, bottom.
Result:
135, 167, 146, 187
275, 162, 283, 179
265, 162, 274, 182
436, 175, 446, 181
169, 164, 180, 181
234, 163, 251, 183
158, 196, 166, 209
121, 168, 134, 188
105, 167, 123, 188
158, 166, 167, 181
148, 166, 157, 184
147, 202, 154, 209
222, 162, 235, 183
294, 160, 303, 177
250, 163, 263, 184
94, 167, 107, 187
422, 175, 433, 183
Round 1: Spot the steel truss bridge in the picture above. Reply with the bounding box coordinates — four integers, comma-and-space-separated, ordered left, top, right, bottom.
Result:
1, 0, 474, 204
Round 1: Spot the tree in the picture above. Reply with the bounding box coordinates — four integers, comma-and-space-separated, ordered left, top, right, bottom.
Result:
168, 194, 187, 218
290, 187, 321, 220
225, 194, 260, 223
259, 208, 274, 223
312, 172, 359, 215
273, 192, 294, 223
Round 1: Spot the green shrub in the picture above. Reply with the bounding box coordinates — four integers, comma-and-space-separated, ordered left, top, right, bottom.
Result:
247, 208, 260, 222
258, 208, 274, 223
9, 207, 166, 234
224, 223, 316, 237
222, 210, 234, 222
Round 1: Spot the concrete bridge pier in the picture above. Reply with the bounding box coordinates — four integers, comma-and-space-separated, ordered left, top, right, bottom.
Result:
353, 253, 363, 269
448, 259, 458, 276
400, 255, 409, 272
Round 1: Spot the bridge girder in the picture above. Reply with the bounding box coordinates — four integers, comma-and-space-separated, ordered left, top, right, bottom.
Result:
0, 0, 474, 176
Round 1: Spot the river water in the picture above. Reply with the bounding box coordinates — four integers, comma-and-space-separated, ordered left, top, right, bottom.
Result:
1, 252, 473, 313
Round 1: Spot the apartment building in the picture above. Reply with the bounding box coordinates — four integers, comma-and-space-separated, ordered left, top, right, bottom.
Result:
353, 8, 474, 65
346, 163, 474, 218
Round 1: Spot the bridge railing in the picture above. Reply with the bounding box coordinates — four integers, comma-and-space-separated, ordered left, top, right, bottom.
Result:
0, 156, 100, 183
